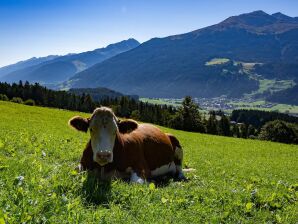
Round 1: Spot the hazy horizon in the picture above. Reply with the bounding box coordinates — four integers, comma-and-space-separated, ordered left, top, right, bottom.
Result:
1, 0, 297, 67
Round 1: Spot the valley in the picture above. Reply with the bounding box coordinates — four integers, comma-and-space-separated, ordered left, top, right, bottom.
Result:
140, 59, 298, 115
141, 97, 298, 115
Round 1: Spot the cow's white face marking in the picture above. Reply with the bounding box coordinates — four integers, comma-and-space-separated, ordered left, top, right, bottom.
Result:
89, 107, 118, 166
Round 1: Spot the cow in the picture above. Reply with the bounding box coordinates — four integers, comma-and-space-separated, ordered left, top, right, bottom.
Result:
68, 106, 186, 183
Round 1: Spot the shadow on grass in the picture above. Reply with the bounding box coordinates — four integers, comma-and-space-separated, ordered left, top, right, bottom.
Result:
149, 174, 188, 188
81, 172, 112, 207
80, 172, 188, 206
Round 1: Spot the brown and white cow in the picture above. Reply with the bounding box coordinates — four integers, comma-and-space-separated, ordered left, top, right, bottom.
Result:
69, 107, 185, 183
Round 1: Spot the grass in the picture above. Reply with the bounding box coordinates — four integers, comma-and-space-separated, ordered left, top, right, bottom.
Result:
229, 100, 267, 107
0, 101, 297, 223
270, 104, 298, 114
205, 58, 230, 66
241, 62, 261, 72
139, 97, 182, 107
245, 79, 295, 97
139, 98, 209, 114
228, 100, 298, 114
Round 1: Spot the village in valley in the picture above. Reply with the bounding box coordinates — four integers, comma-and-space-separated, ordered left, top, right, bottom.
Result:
141, 96, 298, 117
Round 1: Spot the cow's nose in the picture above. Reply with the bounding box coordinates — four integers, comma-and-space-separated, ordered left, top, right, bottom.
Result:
96, 152, 112, 161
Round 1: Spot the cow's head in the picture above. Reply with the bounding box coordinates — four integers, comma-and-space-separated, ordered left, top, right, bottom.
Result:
69, 107, 118, 166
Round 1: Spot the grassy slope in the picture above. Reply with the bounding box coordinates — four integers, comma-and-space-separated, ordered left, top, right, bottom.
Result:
205, 58, 230, 66
0, 101, 297, 223
139, 97, 182, 107
228, 100, 298, 114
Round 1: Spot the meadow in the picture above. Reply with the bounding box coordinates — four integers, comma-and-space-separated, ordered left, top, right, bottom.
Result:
227, 100, 298, 114
0, 101, 297, 223
139, 97, 182, 107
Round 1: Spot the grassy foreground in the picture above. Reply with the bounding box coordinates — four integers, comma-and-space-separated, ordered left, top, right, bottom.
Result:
0, 101, 297, 223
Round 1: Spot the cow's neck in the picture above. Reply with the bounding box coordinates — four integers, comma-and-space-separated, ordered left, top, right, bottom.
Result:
111, 132, 126, 169
114, 131, 124, 150
100, 166, 105, 178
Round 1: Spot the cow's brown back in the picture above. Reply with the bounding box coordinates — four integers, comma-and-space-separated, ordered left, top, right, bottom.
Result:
116, 124, 174, 174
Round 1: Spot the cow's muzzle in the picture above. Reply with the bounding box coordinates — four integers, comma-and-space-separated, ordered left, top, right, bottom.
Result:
95, 152, 112, 166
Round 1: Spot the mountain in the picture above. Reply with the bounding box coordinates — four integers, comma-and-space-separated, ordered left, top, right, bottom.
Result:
0, 38, 140, 84
266, 85, 298, 105
68, 87, 139, 102
67, 11, 298, 99
0, 55, 59, 78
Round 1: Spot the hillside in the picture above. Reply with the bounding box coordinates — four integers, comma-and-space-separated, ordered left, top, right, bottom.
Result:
68, 11, 298, 99
0, 55, 59, 78
0, 101, 297, 223
0, 39, 140, 85
266, 85, 298, 105
68, 87, 139, 101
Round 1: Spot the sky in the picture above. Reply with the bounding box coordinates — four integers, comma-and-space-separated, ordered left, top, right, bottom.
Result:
0, 0, 298, 67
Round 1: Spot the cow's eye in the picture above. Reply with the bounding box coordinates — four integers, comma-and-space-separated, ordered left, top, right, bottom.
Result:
90, 128, 93, 132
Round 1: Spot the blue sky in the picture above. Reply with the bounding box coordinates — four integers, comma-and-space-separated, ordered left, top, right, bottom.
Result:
0, 0, 297, 67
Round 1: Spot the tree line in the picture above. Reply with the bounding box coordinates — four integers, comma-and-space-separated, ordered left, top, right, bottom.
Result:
0, 81, 177, 126
0, 81, 297, 144
231, 109, 298, 129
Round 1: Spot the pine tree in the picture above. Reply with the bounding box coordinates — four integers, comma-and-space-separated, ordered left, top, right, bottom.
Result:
206, 112, 217, 135
240, 124, 248, 138
231, 124, 240, 138
173, 96, 205, 132
247, 125, 256, 137
218, 114, 231, 136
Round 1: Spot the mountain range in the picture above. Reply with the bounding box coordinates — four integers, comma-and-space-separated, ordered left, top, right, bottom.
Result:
0, 55, 59, 79
66, 11, 298, 98
1, 11, 297, 102
69, 87, 139, 102
0, 39, 140, 85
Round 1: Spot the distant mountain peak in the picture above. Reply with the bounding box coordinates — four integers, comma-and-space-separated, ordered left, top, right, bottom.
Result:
104, 38, 140, 50
126, 38, 140, 43
201, 10, 298, 35
247, 10, 270, 16
272, 12, 288, 17
221, 10, 276, 27
0, 38, 140, 84
271, 12, 295, 22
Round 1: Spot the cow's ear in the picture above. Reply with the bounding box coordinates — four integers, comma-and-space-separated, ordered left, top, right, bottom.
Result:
117, 119, 138, 133
68, 116, 89, 132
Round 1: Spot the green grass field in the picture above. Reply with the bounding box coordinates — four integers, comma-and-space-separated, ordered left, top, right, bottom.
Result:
139, 97, 182, 107
228, 100, 298, 114
0, 101, 297, 223
245, 79, 295, 97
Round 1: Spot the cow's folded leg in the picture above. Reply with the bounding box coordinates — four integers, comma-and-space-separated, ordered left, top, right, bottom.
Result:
76, 164, 83, 172
175, 163, 187, 180
130, 172, 145, 184
176, 171, 187, 181
174, 145, 187, 181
